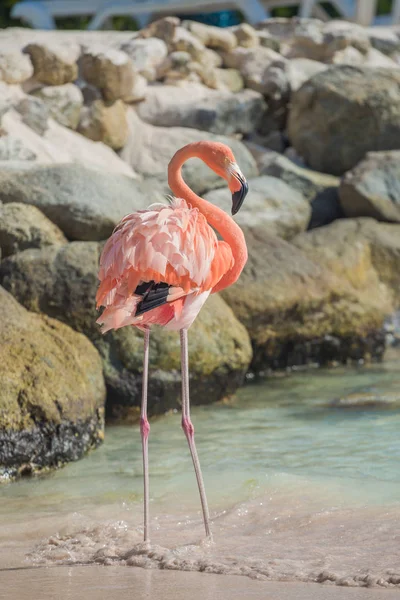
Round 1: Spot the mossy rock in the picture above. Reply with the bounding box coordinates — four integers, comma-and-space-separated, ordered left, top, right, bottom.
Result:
0, 242, 252, 417
222, 226, 392, 370
0, 286, 106, 482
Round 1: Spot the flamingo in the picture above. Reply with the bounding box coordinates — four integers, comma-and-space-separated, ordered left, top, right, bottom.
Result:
96, 141, 249, 541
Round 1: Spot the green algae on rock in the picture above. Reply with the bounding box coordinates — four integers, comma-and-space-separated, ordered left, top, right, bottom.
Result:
0, 242, 252, 418
0, 286, 106, 482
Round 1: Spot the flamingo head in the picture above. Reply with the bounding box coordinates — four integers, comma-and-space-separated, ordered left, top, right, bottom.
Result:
198, 142, 249, 215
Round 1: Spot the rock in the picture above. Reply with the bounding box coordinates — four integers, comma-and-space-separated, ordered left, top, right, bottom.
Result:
321, 20, 371, 56
0, 48, 33, 84
258, 152, 339, 202
15, 96, 49, 135
286, 57, 327, 91
75, 78, 102, 105
288, 65, 400, 175
0, 202, 67, 257
245, 132, 286, 156
171, 27, 207, 63
0, 163, 156, 241
331, 390, 400, 408
257, 31, 281, 52
32, 83, 83, 130
222, 227, 390, 371
0, 286, 105, 481
361, 48, 400, 69
292, 218, 400, 306
135, 83, 266, 135
203, 68, 244, 92
221, 46, 284, 88
204, 175, 310, 240
230, 23, 259, 48
78, 99, 128, 150
120, 37, 168, 81
0, 135, 37, 161
182, 20, 237, 52
121, 108, 258, 195
0, 243, 252, 415
366, 27, 400, 56
24, 41, 80, 85
80, 47, 135, 102
339, 151, 400, 223
1, 109, 136, 178
126, 73, 147, 102
138, 16, 180, 45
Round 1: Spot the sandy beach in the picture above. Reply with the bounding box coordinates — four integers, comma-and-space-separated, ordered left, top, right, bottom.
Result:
3, 565, 400, 600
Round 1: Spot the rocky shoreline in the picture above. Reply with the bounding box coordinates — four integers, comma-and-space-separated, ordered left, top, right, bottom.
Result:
0, 17, 400, 479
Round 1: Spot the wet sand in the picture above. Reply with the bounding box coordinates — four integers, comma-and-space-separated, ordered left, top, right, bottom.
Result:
2, 565, 400, 600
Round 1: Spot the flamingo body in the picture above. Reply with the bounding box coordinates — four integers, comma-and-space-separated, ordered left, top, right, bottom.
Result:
96, 197, 234, 332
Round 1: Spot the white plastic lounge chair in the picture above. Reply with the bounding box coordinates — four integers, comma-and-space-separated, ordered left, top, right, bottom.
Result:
10, 0, 400, 30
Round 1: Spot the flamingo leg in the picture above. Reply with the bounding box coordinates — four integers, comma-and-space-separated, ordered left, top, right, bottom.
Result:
180, 328, 212, 539
140, 326, 151, 542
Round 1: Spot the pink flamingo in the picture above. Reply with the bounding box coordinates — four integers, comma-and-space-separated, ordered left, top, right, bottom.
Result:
96, 141, 249, 541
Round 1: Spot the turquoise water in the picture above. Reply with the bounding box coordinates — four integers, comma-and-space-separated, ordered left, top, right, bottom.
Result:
1, 349, 400, 586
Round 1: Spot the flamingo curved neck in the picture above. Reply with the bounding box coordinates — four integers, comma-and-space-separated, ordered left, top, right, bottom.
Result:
168, 144, 247, 293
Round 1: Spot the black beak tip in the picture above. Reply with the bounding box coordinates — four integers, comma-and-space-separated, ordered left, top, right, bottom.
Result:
231, 181, 248, 215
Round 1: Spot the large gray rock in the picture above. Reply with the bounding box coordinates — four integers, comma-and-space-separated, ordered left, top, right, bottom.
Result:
0, 286, 105, 481
121, 108, 258, 195
135, 83, 266, 135
0, 202, 67, 257
15, 96, 49, 135
0, 135, 36, 161
292, 218, 400, 307
0, 242, 252, 416
0, 164, 161, 241
258, 152, 342, 229
204, 175, 310, 240
32, 83, 83, 130
120, 37, 168, 81
339, 151, 400, 223
221, 227, 391, 371
288, 65, 400, 175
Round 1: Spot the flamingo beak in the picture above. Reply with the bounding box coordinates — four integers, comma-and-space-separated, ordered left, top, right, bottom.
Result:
231, 172, 249, 216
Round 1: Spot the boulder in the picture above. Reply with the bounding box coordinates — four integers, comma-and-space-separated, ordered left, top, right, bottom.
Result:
0, 286, 105, 481
80, 47, 135, 102
32, 83, 83, 130
204, 175, 310, 240
1, 109, 136, 178
292, 218, 400, 307
0, 202, 67, 257
78, 99, 128, 150
366, 27, 400, 56
258, 152, 339, 198
202, 68, 244, 92
230, 23, 259, 48
135, 83, 266, 135
0, 135, 37, 161
221, 46, 284, 90
138, 16, 180, 45
286, 57, 327, 91
0, 164, 157, 241
288, 65, 400, 175
0, 48, 33, 84
182, 20, 237, 52
339, 151, 400, 223
121, 108, 258, 195
120, 37, 168, 81
0, 242, 252, 416
221, 227, 390, 370
171, 27, 207, 63
24, 41, 80, 85
15, 96, 49, 135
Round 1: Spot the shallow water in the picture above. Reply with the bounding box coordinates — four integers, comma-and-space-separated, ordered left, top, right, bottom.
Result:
1, 350, 400, 588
